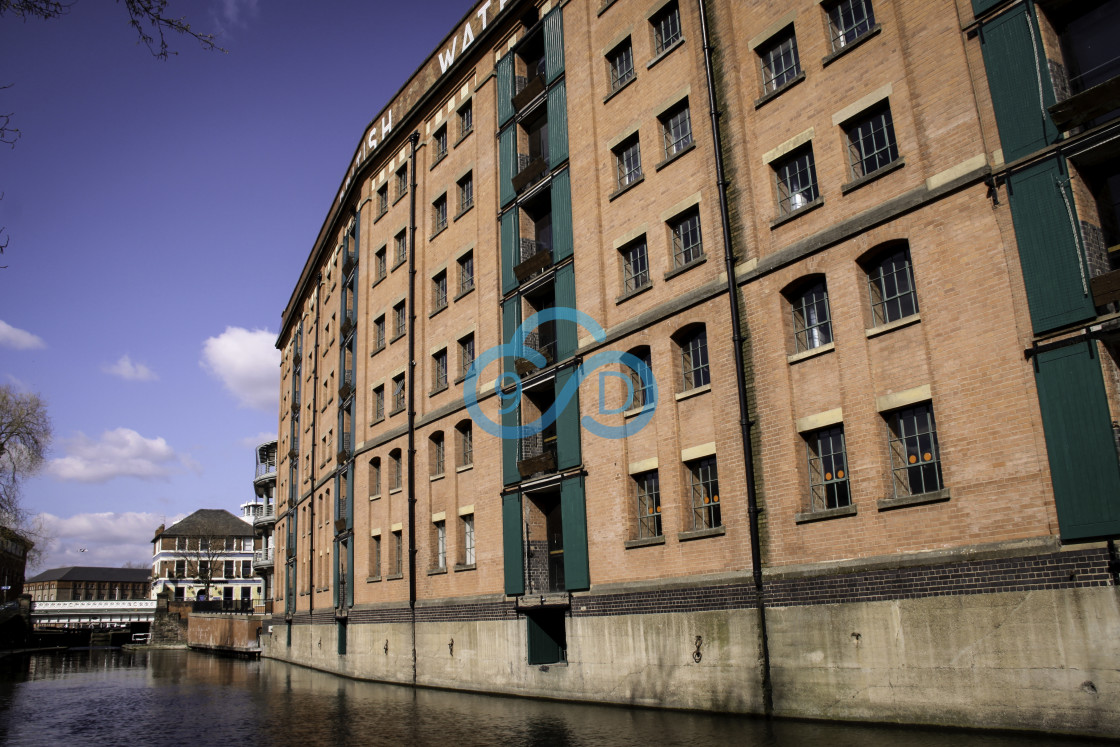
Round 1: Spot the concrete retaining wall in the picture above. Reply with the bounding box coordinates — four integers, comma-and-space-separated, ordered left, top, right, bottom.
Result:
261, 586, 1120, 737
189, 614, 263, 655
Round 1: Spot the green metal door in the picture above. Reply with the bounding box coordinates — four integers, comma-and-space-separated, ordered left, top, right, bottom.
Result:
560, 476, 589, 590
502, 493, 524, 595
1007, 157, 1095, 333
1034, 340, 1120, 540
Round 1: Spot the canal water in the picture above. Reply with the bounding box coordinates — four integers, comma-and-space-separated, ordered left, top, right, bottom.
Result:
0, 650, 1095, 746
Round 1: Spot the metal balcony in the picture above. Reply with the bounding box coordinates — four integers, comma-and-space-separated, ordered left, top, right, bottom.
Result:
336, 433, 352, 462
512, 152, 549, 194
517, 430, 557, 478
514, 238, 552, 283
339, 370, 354, 400
253, 547, 274, 569
515, 328, 557, 376
252, 504, 276, 527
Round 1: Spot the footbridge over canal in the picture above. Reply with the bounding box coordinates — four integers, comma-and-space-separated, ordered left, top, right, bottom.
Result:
30, 599, 156, 627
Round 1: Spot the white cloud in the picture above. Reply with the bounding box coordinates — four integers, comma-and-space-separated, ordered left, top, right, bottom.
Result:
210, 0, 259, 36
239, 431, 279, 449
0, 320, 46, 350
35, 511, 179, 570
200, 326, 279, 411
48, 428, 196, 483
103, 354, 158, 382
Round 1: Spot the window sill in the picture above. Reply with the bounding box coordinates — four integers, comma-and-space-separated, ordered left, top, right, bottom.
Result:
370, 343, 385, 358
427, 567, 448, 576
371, 275, 386, 290
624, 535, 665, 549
840, 158, 905, 195
608, 175, 644, 202
623, 402, 655, 419
821, 24, 882, 68
677, 526, 725, 542
754, 71, 806, 110
430, 473, 445, 482
429, 383, 449, 397
390, 332, 405, 344
647, 37, 684, 71
369, 494, 381, 501
615, 283, 652, 305
787, 342, 834, 365
392, 258, 406, 272
385, 573, 403, 581
429, 304, 447, 319
430, 152, 447, 171
795, 504, 857, 524
456, 463, 474, 473
371, 415, 385, 427
664, 254, 706, 281
655, 142, 696, 172
603, 75, 637, 105
454, 126, 473, 148
453, 563, 476, 572
865, 313, 920, 339
454, 284, 475, 302
430, 225, 447, 241
389, 406, 405, 417
675, 383, 711, 402
366, 576, 381, 583
393, 192, 407, 207
454, 203, 474, 222
878, 488, 950, 512
770, 197, 824, 230
374, 208, 388, 225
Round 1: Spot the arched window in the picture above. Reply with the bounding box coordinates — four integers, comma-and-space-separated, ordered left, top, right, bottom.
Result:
784, 275, 833, 352
863, 242, 918, 325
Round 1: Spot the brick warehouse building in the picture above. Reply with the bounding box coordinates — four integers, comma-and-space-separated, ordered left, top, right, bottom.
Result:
264, 0, 1120, 735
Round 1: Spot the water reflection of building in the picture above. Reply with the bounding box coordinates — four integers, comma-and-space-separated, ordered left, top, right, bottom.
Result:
266, 0, 1120, 737
25, 566, 149, 602
150, 509, 260, 606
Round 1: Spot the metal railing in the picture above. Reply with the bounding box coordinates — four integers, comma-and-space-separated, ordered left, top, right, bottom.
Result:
192, 599, 254, 614
253, 504, 276, 525
253, 547, 274, 567
255, 462, 276, 479
522, 329, 557, 366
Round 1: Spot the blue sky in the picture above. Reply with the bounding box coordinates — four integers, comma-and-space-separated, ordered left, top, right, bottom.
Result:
1, 0, 471, 571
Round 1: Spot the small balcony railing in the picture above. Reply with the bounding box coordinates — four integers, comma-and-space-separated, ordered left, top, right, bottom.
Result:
513, 67, 546, 111
339, 370, 354, 399
288, 437, 299, 460
342, 242, 358, 275
517, 430, 557, 478
512, 152, 549, 194
253, 547, 274, 568
515, 327, 557, 376
254, 462, 276, 480
336, 433, 352, 462
514, 238, 552, 283
253, 504, 276, 526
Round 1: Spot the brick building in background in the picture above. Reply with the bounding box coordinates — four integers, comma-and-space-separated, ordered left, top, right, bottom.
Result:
25, 567, 149, 602
265, 0, 1120, 735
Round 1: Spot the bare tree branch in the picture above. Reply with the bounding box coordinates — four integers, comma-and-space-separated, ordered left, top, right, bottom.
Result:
0, 384, 52, 524
0, 0, 224, 60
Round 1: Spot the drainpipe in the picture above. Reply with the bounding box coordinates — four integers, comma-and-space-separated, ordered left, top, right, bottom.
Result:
696, 0, 773, 716
407, 130, 421, 684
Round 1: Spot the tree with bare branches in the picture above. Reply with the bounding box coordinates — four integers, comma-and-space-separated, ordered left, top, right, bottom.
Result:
0, 384, 51, 525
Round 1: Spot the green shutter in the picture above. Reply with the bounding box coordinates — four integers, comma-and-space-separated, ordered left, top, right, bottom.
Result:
502, 298, 522, 486
553, 262, 577, 360
1034, 341, 1120, 540
547, 80, 568, 169
500, 208, 520, 294
555, 366, 581, 470
1007, 157, 1095, 333
346, 538, 354, 608
332, 538, 340, 608
497, 53, 514, 127
560, 476, 589, 591
502, 493, 525, 595
499, 125, 517, 208
346, 463, 354, 528
543, 7, 565, 84
978, 3, 1059, 162
550, 169, 573, 261
337, 620, 347, 655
